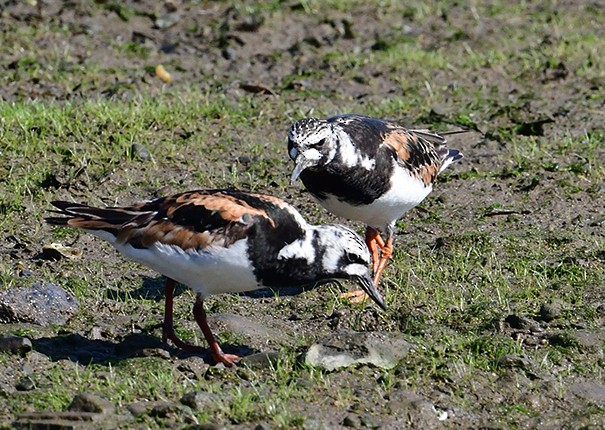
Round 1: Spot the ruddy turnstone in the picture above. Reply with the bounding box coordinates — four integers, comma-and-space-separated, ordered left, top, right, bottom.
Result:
288, 114, 463, 300
46, 189, 385, 366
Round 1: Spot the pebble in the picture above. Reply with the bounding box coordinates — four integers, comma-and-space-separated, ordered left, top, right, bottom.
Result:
342, 414, 360, 427
539, 302, 562, 321
131, 143, 151, 161
68, 392, 115, 414
0, 334, 32, 355
15, 376, 36, 391
180, 390, 221, 411
305, 331, 413, 371
154, 12, 181, 29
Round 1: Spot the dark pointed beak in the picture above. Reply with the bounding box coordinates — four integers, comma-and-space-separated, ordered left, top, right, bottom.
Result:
290, 154, 312, 184
356, 275, 386, 310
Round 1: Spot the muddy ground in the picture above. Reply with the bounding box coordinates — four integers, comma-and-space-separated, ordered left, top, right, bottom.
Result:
1, 1, 605, 429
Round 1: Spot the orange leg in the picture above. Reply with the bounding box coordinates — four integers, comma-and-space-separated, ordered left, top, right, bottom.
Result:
192, 297, 239, 367
162, 278, 206, 353
365, 227, 384, 274
372, 235, 393, 286
339, 227, 387, 304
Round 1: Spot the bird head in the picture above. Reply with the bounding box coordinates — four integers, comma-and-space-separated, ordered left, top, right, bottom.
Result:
288, 118, 337, 183
316, 224, 386, 310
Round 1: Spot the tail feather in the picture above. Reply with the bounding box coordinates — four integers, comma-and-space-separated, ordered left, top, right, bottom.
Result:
45, 201, 155, 231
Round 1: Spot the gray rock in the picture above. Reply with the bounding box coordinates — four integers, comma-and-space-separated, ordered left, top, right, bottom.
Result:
549, 329, 605, 352
496, 354, 534, 371
0, 334, 32, 355
569, 329, 605, 352
68, 393, 115, 414
538, 301, 562, 321
177, 355, 210, 375
359, 414, 381, 429
15, 376, 35, 391
154, 12, 181, 29
567, 381, 605, 405
342, 414, 360, 427
131, 143, 151, 161
127, 401, 152, 418
0, 282, 79, 326
149, 400, 182, 418
180, 390, 221, 411
304, 331, 413, 371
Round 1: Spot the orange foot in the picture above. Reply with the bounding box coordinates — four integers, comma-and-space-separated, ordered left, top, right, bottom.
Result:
163, 278, 239, 367
339, 289, 370, 304
193, 297, 239, 367
338, 227, 392, 304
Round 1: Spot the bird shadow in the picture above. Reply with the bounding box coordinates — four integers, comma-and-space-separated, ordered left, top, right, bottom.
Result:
29, 273, 324, 367
31, 331, 255, 366
105, 274, 338, 300
104, 276, 187, 301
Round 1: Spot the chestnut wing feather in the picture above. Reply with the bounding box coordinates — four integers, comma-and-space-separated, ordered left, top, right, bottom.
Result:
47, 190, 279, 251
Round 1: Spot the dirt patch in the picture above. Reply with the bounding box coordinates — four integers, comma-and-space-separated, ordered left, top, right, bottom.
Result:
1, 1, 605, 429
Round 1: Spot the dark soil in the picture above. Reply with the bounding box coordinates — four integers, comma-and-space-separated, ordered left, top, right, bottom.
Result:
1, 1, 604, 429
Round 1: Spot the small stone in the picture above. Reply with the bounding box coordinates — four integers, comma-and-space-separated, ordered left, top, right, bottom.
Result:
254, 423, 272, 430
131, 143, 151, 161
360, 414, 381, 429
149, 400, 181, 418
221, 47, 237, 61
496, 354, 533, 371
342, 414, 360, 427
0, 334, 32, 355
539, 302, 562, 321
68, 393, 115, 414
180, 391, 220, 411
177, 356, 210, 375
138, 348, 171, 359
305, 331, 413, 371
41, 243, 82, 260
16, 376, 35, 391
154, 12, 181, 29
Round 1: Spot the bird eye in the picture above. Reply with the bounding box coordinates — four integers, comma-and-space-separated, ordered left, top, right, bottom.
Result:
312, 138, 326, 148
345, 252, 360, 264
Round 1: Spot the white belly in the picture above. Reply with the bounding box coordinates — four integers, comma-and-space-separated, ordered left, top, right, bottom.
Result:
319, 165, 432, 230
100, 235, 261, 299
